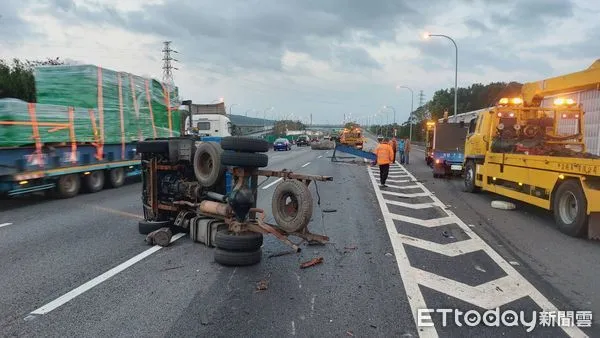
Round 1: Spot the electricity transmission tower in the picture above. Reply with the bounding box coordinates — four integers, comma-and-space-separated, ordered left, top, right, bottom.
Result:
162, 41, 178, 91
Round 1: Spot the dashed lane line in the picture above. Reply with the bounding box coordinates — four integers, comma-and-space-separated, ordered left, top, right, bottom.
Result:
27, 233, 186, 317
0, 222, 13, 228
302, 162, 311, 168
261, 177, 283, 190
368, 163, 585, 337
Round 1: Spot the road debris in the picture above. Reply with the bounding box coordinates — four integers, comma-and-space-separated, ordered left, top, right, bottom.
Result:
300, 257, 324, 269
385, 252, 393, 257
256, 279, 269, 292
346, 331, 354, 336
491, 200, 516, 210
322, 208, 337, 213
268, 251, 295, 258
145, 227, 173, 247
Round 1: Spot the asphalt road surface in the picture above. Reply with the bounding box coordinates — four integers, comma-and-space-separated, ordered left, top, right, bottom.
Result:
0, 140, 597, 337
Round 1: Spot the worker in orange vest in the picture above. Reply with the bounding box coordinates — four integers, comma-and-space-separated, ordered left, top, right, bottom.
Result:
374, 138, 395, 187
390, 137, 398, 163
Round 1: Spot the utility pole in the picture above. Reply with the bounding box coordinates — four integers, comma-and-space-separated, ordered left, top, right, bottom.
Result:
162, 41, 178, 105
310, 114, 312, 127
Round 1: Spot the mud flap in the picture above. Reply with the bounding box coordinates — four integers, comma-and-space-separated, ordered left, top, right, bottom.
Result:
588, 213, 600, 240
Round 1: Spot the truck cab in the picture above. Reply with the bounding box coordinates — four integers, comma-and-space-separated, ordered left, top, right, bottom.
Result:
463, 96, 600, 239
184, 114, 232, 137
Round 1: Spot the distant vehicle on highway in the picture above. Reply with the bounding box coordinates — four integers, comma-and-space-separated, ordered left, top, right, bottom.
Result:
273, 138, 291, 151
296, 135, 310, 147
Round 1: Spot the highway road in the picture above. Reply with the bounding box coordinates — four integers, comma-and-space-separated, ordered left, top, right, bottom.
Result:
0, 140, 597, 337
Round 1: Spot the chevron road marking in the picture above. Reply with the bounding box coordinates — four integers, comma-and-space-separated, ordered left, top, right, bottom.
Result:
367, 163, 586, 337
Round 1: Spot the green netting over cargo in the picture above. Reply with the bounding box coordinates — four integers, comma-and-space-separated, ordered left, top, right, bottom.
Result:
33, 64, 181, 142
0, 98, 182, 147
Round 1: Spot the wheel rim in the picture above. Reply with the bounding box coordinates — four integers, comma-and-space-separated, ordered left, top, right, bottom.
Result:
465, 167, 474, 187
199, 152, 213, 176
111, 168, 124, 184
90, 172, 103, 188
558, 191, 578, 225
63, 175, 77, 193
277, 193, 299, 222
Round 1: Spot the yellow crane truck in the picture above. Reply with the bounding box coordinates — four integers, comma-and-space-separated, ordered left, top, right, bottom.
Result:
340, 127, 364, 149
463, 60, 600, 239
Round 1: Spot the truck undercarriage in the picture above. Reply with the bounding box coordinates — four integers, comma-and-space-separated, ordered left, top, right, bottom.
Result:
136, 136, 332, 266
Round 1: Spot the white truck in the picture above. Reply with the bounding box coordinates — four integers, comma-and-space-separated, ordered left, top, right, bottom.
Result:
180, 101, 234, 137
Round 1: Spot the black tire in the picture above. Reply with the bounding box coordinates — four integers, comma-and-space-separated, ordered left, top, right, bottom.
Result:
552, 180, 588, 237
139, 220, 171, 235
271, 179, 313, 233
194, 142, 223, 187
106, 167, 125, 188
221, 137, 269, 153
55, 174, 81, 198
215, 230, 263, 251
221, 151, 268, 168
83, 171, 105, 193
214, 248, 262, 266
464, 161, 480, 193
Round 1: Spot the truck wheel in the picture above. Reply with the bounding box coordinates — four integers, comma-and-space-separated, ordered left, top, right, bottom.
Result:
272, 180, 313, 233
214, 248, 262, 266
194, 142, 223, 187
83, 171, 105, 193
464, 161, 480, 193
106, 167, 125, 188
221, 151, 268, 168
55, 174, 81, 198
553, 180, 588, 237
220, 137, 269, 153
215, 230, 263, 251
139, 220, 171, 235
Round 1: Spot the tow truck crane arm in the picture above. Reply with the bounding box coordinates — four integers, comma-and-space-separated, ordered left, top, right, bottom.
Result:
521, 59, 600, 107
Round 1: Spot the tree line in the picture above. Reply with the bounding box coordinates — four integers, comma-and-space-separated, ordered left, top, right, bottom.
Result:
0, 57, 66, 102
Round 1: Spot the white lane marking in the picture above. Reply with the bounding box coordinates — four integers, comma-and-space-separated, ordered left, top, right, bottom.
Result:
384, 184, 421, 190
397, 234, 482, 256
318, 155, 323, 158
380, 190, 430, 198
291, 320, 296, 335
368, 163, 586, 337
29, 233, 186, 316
385, 199, 441, 209
301, 162, 311, 168
261, 177, 283, 190
0, 222, 13, 228
310, 294, 316, 316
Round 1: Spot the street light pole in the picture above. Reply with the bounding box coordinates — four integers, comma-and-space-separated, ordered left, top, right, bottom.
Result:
397, 86, 414, 140
228, 103, 238, 116
426, 34, 458, 119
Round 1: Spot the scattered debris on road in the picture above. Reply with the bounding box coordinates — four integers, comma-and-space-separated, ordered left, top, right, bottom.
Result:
145, 227, 173, 247
256, 279, 269, 292
491, 200, 516, 210
300, 257, 324, 269
268, 251, 295, 258
322, 208, 337, 213
385, 252, 393, 257
346, 330, 354, 336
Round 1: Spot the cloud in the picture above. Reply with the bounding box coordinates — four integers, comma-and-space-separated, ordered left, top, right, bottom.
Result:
0, 0, 596, 123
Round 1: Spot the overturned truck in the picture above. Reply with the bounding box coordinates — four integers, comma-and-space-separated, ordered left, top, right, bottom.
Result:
136, 136, 332, 266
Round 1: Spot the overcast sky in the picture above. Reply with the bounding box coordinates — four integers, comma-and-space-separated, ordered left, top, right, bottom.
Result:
1, 0, 598, 124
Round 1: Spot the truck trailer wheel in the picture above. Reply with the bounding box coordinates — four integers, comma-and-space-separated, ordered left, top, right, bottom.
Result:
106, 167, 125, 188
194, 142, 223, 187
139, 220, 172, 235
221, 151, 269, 168
464, 161, 480, 193
220, 137, 269, 153
55, 174, 81, 199
83, 171, 105, 193
215, 230, 263, 251
553, 180, 588, 237
272, 180, 313, 233
214, 248, 262, 266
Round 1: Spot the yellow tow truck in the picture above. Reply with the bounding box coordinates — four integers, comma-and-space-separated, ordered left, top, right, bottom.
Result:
463, 60, 600, 239
340, 127, 364, 149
